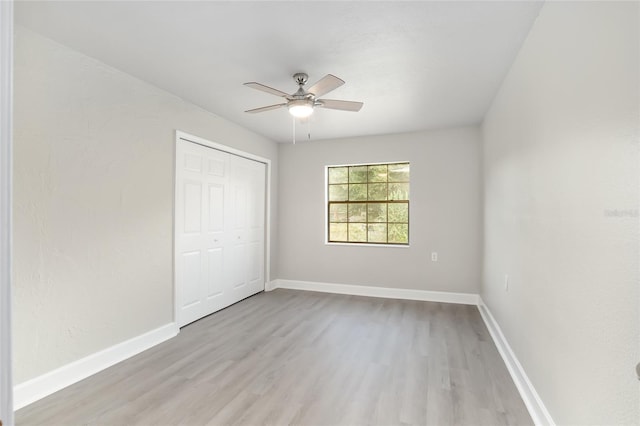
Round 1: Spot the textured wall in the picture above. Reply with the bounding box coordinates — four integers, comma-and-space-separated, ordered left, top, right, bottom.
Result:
482, 2, 639, 424
278, 127, 482, 294
13, 27, 278, 384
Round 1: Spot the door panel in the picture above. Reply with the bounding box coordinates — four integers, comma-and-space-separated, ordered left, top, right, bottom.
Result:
234, 185, 246, 230
208, 158, 225, 176
183, 182, 202, 234
208, 184, 224, 232
184, 152, 202, 172
176, 139, 266, 327
248, 242, 260, 282
206, 248, 224, 299
231, 244, 246, 289
181, 251, 201, 309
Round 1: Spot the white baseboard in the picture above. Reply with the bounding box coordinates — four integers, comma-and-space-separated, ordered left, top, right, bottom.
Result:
478, 298, 555, 426
264, 280, 277, 292
14, 322, 178, 410
271, 279, 479, 305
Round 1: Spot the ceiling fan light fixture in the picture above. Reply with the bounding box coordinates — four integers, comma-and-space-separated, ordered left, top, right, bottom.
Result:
288, 99, 314, 118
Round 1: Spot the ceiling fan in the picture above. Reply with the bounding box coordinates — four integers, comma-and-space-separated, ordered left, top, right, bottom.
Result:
244, 73, 363, 118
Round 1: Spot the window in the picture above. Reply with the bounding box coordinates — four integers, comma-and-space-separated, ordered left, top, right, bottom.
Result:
327, 162, 410, 245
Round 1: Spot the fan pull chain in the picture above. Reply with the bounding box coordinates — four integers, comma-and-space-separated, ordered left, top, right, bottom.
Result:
308, 119, 311, 140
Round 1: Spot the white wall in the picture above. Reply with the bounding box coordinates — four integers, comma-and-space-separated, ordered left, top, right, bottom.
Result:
278, 127, 482, 294
482, 2, 639, 424
13, 26, 279, 384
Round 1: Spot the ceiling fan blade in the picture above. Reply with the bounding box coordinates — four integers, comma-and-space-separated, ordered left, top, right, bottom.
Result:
307, 74, 345, 97
317, 99, 363, 112
244, 82, 291, 99
245, 103, 286, 113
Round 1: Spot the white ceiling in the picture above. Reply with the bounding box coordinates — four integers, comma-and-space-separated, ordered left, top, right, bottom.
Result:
16, 1, 543, 143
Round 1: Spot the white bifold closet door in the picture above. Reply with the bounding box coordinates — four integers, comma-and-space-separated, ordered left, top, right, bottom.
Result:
176, 140, 266, 327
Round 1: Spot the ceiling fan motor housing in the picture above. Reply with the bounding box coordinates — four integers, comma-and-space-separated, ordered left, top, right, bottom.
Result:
293, 72, 309, 86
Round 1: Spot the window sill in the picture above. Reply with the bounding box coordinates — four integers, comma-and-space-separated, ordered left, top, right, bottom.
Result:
325, 242, 410, 248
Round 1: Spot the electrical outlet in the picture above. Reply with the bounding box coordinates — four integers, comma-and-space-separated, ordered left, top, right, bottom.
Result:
431, 252, 438, 262
504, 274, 509, 292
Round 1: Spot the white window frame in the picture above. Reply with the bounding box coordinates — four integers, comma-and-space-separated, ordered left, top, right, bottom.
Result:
324, 161, 411, 248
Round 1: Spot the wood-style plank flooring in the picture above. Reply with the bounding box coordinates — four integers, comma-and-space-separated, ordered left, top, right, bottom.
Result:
17, 289, 533, 425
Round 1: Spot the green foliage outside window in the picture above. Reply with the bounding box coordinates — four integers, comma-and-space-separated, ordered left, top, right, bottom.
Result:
328, 162, 409, 244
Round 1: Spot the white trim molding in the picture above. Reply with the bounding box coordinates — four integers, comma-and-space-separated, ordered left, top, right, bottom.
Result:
0, 1, 13, 424
478, 298, 555, 426
271, 279, 479, 305
14, 323, 178, 410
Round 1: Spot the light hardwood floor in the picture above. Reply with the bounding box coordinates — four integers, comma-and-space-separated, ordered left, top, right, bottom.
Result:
17, 289, 533, 425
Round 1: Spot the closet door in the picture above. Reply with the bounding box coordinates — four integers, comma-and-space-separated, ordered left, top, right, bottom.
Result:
176, 139, 266, 327
176, 141, 229, 326
228, 155, 266, 303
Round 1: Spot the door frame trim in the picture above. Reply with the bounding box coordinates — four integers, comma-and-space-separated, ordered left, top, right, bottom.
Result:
0, 1, 14, 424
173, 130, 272, 327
